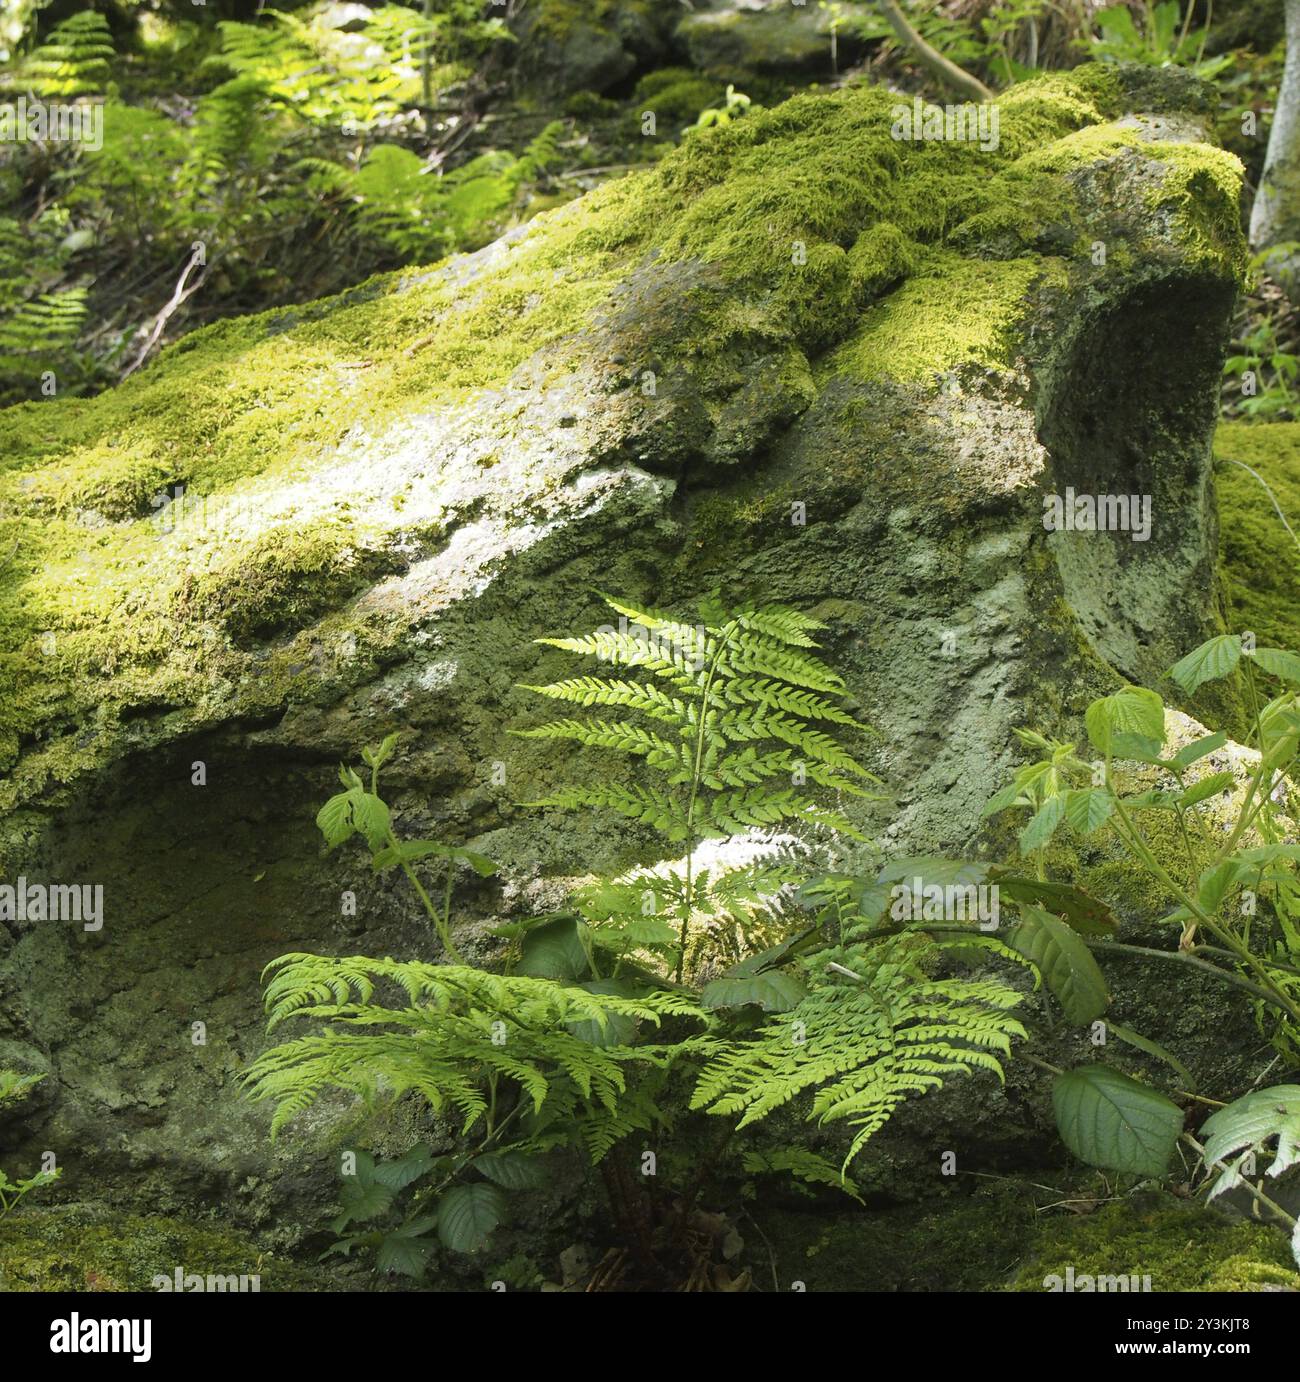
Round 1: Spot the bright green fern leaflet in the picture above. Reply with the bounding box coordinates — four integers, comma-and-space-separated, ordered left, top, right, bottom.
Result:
691, 881, 1027, 1172
516, 593, 882, 980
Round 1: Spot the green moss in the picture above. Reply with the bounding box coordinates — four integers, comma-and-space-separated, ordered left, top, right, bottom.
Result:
0, 1205, 321, 1291
1214, 421, 1300, 652
1009, 1197, 1300, 1292
0, 65, 1247, 805
632, 68, 723, 126
829, 253, 1066, 381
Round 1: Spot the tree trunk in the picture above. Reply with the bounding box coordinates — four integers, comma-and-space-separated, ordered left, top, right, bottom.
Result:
1251, 0, 1300, 299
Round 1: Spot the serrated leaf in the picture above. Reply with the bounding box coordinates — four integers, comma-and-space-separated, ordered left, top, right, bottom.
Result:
1008, 907, 1108, 1024
1168, 636, 1241, 694
1178, 771, 1235, 808
701, 971, 807, 1013
370, 1145, 435, 1192
474, 1151, 548, 1190
1019, 796, 1066, 853
1052, 1065, 1183, 1177
1169, 730, 1227, 768
1196, 858, 1245, 914
1063, 788, 1114, 835
1251, 648, 1300, 684
376, 1225, 435, 1278
1086, 686, 1166, 756
1200, 1085, 1300, 1177
332, 1177, 394, 1232
437, 1183, 506, 1253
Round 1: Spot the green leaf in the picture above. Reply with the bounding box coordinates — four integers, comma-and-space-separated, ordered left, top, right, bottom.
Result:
1168, 636, 1241, 694
317, 787, 390, 851
332, 1176, 395, 1232
1104, 1023, 1192, 1088
1200, 1085, 1300, 1176
1169, 731, 1227, 768
567, 978, 640, 1047
1196, 858, 1245, 914
437, 1183, 506, 1254
372, 840, 498, 876
370, 1145, 435, 1192
1178, 771, 1235, 809
701, 970, 807, 1013
1063, 788, 1114, 835
1251, 648, 1300, 684
516, 917, 590, 981
376, 1219, 437, 1278
1007, 907, 1108, 1024
988, 873, 1117, 936
1085, 686, 1165, 756
474, 1151, 549, 1191
1019, 796, 1066, 853
588, 916, 677, 949
1052, 1065, 1183, 1177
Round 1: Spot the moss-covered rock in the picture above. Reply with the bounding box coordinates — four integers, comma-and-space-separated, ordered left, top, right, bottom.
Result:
0, 1204, 322, 1291
0, 65, 1252, 1226
1214, 420, 1300, 652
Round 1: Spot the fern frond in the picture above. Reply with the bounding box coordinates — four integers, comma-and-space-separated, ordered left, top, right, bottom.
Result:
691, 934, 1025, 1171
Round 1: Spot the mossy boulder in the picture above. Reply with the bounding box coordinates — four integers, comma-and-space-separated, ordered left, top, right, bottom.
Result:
0, 66, 1256, 1228
674, 0, 870, 80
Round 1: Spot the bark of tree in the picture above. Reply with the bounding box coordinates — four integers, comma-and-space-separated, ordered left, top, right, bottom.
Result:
1251, 0, 1300, 299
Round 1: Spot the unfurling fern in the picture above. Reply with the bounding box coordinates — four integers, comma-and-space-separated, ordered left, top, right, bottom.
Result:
242, 953, 707, 1141
691, 898, 1027, 1171
516, 592, 882, 979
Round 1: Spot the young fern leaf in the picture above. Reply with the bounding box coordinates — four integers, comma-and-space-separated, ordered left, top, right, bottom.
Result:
516, 594, 880, 979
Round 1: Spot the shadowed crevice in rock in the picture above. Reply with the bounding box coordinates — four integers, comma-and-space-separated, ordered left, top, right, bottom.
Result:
1036, 271, 1237, 688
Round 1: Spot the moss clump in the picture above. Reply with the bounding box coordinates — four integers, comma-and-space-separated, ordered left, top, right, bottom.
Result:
632, 68, 723, 126
1010, 1197, 1300, 1292
1214, 421, 1300, 652
0, 65, 1246, 806
0, 1205, 321, 1292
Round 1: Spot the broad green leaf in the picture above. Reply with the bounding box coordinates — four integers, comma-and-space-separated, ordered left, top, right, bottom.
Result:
1168, 731, 1226, 769
317, 787, 389, 851
1085, 686, 1166, 756
875, 857, 991, 888
1196, 858, 1245, 914
370, 1144, 435, 1192
567, 976, 639, 1046
701, 970, 807, 1013
437, 1183, 506, 1253
1122, 788, 1183, 811
1008, 907, 1108, 1024
1168, 636, 1241, 694
1104, 1022, 1192, 1088
1251, 648, 1300, 684
376, 1224, 435, 1278
1052, 1065, 1183, 1177
1178, 771, 1235, 808
1200, 1085, 1300, 1177
372, 840, 497, 876
1063, 788, 1114, 835
1235, 844, 1300, 866
332, 1177, 394, 1232
1019, 796, 1066, 853
516, 916, 589, 981
474, 1151, 549, 1191
988, 872, 1117, 936
588, 915, 677, 949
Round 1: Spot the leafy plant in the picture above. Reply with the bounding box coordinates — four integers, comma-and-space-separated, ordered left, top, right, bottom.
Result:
983, 634, 1300, 1175
1086, 2, 1233, 80
515, 592, 882, 982
0, 1069, 59, 1220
